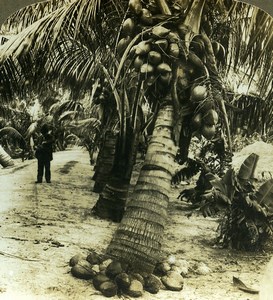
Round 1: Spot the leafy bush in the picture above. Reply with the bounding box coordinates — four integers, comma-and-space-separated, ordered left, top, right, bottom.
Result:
214, 154, 273, 250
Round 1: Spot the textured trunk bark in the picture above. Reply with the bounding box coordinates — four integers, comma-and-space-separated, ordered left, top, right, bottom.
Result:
106, 105, 177, 273
92, 131, 117, 193
0, 145, 15, 168
92, 124, 140, 222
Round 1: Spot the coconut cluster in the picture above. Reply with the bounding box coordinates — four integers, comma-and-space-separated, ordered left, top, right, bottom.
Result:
69, 251, 195, 298
190, 84, 219, 140
117, 1, 185, 94
117, 0, 226, 141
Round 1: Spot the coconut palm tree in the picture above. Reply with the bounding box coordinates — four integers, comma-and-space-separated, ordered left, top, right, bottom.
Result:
0, 0, 273, 273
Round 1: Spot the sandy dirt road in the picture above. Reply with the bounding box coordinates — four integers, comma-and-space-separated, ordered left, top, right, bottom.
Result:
0, 147, 271, 299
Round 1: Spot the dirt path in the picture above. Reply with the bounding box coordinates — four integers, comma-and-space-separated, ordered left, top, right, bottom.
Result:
0, 147, 271, 299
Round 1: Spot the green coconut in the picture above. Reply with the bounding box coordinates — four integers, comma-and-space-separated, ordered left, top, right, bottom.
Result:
148, 51, 162, 65
159, 72, 172, 85
140, 63, 154, 74
203, 109, 219, 125
134, 56, 144, 71
117, 36, 131, 56
157, 63, 172, 73
154, 39, 169, 52
201, 124, 216, 140
129, 0, 142, 15
140, 8, 153, 25
168, 43, 179, 58
151, 26, 171, 38
191, 113, 203, 130
191, 85, 208, 102
122, 18, 135, 36
135, 40, 151, 56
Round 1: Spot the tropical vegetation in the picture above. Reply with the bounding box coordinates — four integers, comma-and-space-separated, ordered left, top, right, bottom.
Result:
0, 0, 273, 276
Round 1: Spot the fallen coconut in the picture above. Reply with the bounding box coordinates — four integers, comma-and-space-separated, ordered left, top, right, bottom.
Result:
161, 271, 184, 291
130, 273, 145, 286
173, 259, 189, 277
99, 258, 113, 272
93, 273, 110, 290
115, 272, 131, 291
144, 274, 162, 294
195, 262, 211, 275
69, 253, 86, 267
99, 281, 118, 298
71, 260, 95, 280
105, 261, 124, 279
92, 264, 100, 273
126, 279, 144, 297
86, 250, 104, 265
154, 261, 171, 276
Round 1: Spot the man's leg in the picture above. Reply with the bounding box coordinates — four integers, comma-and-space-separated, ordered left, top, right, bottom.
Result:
36, 159, 44, 183
45, 160, 51, 183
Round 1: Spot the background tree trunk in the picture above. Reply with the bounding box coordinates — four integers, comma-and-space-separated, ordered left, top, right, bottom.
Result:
92, 131, 117, 193
106, 104, 178, 273
93, 119, 141, 222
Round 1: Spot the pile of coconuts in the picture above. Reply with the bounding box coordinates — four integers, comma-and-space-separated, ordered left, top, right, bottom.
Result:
116, 0, 227, 142
69, 250, 189, 298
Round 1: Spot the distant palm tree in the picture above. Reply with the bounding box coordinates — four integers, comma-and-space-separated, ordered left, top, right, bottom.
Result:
0, 0, 272, 273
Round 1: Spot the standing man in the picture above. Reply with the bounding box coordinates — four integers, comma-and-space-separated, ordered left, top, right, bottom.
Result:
35, 124, 54, 183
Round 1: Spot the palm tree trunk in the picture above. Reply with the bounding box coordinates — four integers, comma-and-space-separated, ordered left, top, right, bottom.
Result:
0, 145, 15, 168
106, 104, 177, 273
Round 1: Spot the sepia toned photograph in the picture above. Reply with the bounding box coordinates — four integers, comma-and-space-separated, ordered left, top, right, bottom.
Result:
0, 0, 272, 299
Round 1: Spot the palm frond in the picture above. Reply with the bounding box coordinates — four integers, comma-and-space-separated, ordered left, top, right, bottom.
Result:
25, 121, 39, 137
0, 126, 26, 146
172, 158, 202, 184
0, 0, 70, 35
222, 3, 273, 98
58, 110, 77, 122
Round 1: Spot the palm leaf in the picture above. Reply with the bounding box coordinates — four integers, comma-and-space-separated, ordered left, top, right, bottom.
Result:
237, 153, 259, 181
0, 0, 70, 35
58, 111, 77, 122
25, 121, 39, 138
0, 126, 26, 146
255, 179, 273, 214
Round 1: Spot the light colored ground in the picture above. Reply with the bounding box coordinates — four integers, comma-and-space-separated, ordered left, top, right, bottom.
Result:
0, 145, 272, 300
